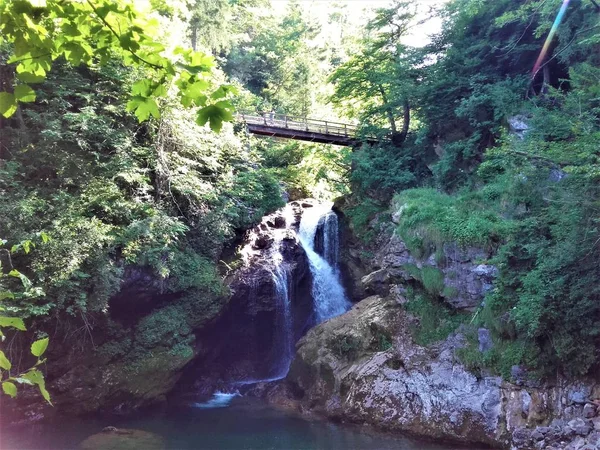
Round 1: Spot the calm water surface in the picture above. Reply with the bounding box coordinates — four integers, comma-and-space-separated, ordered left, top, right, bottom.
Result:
2, 395, 483, 450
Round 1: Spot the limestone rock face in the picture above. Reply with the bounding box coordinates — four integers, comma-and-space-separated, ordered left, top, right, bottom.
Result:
264, 294, 600, 450
357, 227, 497, 311
277, 296, 505, 447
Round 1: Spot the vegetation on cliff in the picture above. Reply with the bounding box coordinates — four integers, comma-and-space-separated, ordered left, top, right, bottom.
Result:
1, 0, 600, 409
336, 0, 600, 378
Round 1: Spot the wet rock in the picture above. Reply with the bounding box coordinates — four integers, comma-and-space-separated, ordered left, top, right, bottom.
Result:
361, 269, 391, 295
183, 203, 314, 388
253, 233, 274, 249
266, 215, 287, 229
79, 428, 165, 450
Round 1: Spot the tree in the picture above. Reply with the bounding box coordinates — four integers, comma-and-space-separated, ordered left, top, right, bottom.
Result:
329, 1, 417, 146
224, 1, 323, 116
0, 0, 236, 131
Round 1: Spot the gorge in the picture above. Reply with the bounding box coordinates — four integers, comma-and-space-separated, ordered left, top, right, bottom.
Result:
2, 0, 600, 449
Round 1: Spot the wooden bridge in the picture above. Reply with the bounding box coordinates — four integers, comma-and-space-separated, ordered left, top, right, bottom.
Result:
237, 112, 361, 146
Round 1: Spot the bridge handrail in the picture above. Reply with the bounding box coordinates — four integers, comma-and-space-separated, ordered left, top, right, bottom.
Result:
237, 111, 358, 138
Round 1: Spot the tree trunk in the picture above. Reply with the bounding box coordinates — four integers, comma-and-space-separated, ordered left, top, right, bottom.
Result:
191, 24, 198, 51
377, 85, 397, 135
400, 99, 410, 141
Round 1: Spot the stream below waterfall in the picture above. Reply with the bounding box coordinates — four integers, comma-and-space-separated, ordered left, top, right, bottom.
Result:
2, 396, 482, 450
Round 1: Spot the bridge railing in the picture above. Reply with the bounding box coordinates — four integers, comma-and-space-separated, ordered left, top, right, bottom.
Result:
237, 111, 358, 139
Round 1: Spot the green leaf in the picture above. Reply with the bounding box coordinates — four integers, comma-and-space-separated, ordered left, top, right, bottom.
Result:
26, 0, 47, 6
23, 369, 51, 404
0, 292, 15, 301
126, 96, 160, 122
0, 351, 12, 371
31, 338, 49, 357
210, 84, 238, 100
13, 377, 34, 385
22, 240, 33, 254
2, 382, 17, 398
16, 71, 45, 84
184, 80, 209, 99
0, 316, 26, 331
0, 93, 17, 118
196, 104, 233, 133
8, 270, 32, 289
132, 79, 152, 97
14, 85, 36, 103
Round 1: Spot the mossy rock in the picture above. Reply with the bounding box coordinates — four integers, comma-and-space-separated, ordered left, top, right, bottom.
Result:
80, 427, 165, 450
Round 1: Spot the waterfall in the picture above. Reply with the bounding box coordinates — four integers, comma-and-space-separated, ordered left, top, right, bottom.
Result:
298, 204, 350, 323
322, 211, 340, 269
270, 258, 293, 378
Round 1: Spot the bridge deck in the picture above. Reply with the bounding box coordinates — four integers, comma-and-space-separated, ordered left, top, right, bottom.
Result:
238, 112, 360, 146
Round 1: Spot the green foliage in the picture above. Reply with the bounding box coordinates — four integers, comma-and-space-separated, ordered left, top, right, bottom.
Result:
224, 1, 323, 117
456, 333, 535, 380
394, 188, 511, 257
0, 240, 51, 403
405, 290, 467, 346
344, 199, 388, 245
0, 0, 236, 131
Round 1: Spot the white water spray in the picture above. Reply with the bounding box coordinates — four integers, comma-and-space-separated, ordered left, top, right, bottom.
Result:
298, 203, 350, 323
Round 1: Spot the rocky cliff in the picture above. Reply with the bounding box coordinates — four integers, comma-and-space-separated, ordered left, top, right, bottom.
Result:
5, 265, 228, 425
182, 201, 314, 390
261, 201, 600, 450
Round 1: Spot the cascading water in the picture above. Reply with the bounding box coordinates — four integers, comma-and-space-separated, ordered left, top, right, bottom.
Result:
269, 251, 293, 379
322, 211, 340, 270
298, 203, 350, 323
199, 201, 349, 392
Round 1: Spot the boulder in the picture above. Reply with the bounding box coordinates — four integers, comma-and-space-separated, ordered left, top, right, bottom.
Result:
361, 269, 391, 295
274, 296, 503, 447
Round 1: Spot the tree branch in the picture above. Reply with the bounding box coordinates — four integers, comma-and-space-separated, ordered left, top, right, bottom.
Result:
85, 0, 164, 71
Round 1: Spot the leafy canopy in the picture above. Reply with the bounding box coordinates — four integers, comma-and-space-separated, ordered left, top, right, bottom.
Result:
0, 0, 236, 131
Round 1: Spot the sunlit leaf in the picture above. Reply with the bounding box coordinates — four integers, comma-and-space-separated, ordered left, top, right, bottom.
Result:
0, 351, 12, 371
31, 338, 49, 357
2, 382, 17, 398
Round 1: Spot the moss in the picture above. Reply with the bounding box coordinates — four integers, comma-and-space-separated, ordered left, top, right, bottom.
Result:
97, 337, 133, 362
442, 285, 459, 299
421, 266, 445, 296
405, 291, 467, 346
394, 188, 512, 257
330, 334, 362, 360
403, 264, 446, 296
